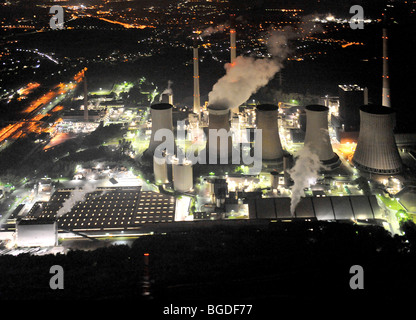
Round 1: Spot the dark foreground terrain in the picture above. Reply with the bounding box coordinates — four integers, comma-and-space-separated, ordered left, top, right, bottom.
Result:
1, 219, 416, 315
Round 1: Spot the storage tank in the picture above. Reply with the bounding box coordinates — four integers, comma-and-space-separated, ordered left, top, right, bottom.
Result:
153, 154, 169, 184
255, 104, 284, 161
172, 156, 193, 192
352, 105, 402, 174
304, 105, 340, 168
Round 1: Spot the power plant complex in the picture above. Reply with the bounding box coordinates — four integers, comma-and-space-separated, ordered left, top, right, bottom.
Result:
2, 19, 412, 252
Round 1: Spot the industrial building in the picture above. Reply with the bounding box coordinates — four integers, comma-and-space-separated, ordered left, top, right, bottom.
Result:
25, 187, 175, 232
16, 220, 58, 247
248, 195, 384, 221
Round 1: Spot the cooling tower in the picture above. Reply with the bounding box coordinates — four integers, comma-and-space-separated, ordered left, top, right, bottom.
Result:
146, 103, 174, 157
172, 157, 193, 192
352, 105, 402, 174
304, 105, 340, 168
206, 106, 232, 161
255, 104, 284, 161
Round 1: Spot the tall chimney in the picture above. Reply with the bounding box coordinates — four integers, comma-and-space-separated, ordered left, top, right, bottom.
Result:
304, 105, 340, 168
382, 28, 391, 107
193, 38, 201, 117
83, 74, 89, 122
255, 104, 284, 161
352, 105, 402, 174
230, 14, 236, 64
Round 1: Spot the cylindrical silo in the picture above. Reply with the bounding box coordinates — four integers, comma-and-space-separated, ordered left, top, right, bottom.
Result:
172, 157, 193, 192
206, 106, 232, 161
304, 105, 340, 168
270, 171, 279, 190
146, 103, 174, 156
352, 105, 402, 174
255, 104, 284, 161
153, 154, 169, 184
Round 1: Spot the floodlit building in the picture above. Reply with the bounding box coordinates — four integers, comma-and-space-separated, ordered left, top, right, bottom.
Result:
16, 220, 58, 247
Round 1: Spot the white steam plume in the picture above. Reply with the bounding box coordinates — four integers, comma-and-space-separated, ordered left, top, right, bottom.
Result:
207, 17, 324, 110
208, 28, 294, 110
201, 24, 228, 38
56, 183, 98, 218
288, 145, 323, 216
159, 80, 173, 101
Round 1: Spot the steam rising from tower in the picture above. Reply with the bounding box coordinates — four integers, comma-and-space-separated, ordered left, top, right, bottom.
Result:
208, 28, 294, 111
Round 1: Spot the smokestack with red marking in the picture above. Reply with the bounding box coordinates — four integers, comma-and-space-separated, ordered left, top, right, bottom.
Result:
230, 14, 236, 64
382, 28, 391, 107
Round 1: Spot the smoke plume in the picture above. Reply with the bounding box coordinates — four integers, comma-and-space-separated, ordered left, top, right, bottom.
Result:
201, 24, 229, 38
207, 17, 323, 110
159, 80, 173, 101
56, 183, 98, 218
208, 28, 294, 110
288, 145, 323, 216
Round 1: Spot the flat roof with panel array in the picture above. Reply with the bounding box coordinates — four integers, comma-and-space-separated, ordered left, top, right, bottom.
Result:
248, 196, 384, 221
26, 187, 175, 231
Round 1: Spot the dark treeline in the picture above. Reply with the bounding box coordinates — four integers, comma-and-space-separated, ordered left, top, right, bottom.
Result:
1, 220, 416, 304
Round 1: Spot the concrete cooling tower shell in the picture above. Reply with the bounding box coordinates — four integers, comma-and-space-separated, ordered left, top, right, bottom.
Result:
146, 103, 174, 156
255, 104, 284, 161
352, 105, 402, 174
206, 106, 232, 161
172, 157, 193, 192
304, 105, 340, 168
